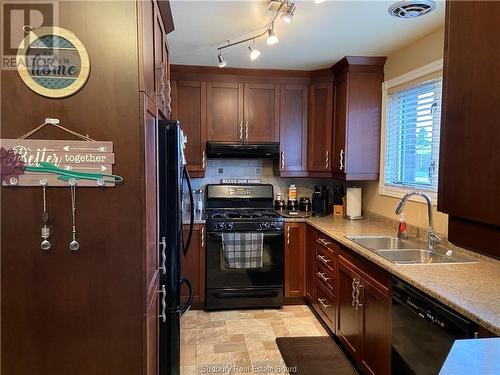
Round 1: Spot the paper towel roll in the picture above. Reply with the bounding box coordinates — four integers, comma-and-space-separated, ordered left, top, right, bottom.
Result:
346, 187, 362, 218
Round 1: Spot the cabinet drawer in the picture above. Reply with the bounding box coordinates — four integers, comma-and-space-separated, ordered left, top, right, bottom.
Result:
316, 244, 336, 274
316, 261, 335, 293
316, 234, 339, 254
317, 283, 336, 330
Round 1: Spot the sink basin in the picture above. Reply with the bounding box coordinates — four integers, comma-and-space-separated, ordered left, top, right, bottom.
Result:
347, 235, 420, 250
346, 235, 478, 265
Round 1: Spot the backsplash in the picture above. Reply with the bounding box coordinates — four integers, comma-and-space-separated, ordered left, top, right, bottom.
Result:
190, 159, 342, 200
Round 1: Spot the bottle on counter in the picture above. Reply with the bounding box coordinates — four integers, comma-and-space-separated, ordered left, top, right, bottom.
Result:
397, 213, 409, 240
288, 184, 297, 201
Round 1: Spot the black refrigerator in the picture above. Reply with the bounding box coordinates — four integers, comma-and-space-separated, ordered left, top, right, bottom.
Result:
158, 120, 194, 375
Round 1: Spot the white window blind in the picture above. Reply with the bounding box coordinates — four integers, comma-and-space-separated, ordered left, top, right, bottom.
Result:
384, 75, 443, 192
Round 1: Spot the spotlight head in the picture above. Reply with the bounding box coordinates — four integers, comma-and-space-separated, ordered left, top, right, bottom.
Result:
217, 52, 227, 68
266, 25, 279, 45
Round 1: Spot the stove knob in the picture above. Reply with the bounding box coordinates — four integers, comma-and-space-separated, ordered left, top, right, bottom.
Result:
259, 222, 269, 230
270, 222, 276, 229
217, 223, 225, 231
226, 222, 234, 230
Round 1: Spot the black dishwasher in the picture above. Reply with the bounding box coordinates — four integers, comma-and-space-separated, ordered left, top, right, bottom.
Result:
391, 278, 477, 375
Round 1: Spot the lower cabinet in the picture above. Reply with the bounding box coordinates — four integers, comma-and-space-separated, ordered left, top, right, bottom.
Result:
305, 225, 391, 375
284, 223, 306, 297
337, 249, 391, 375
181, 224, 205, 306
144, 287, 159, 375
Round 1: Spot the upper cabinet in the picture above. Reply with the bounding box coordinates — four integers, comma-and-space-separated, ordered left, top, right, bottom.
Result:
307, 79, 334, 174
207, 82, 244, 142
171, 80, 207, 176
438, 1, 500, 257
331, 56, 386, 180
279, 84, 308, 175
139, 0, 171, 118
243, 83, 280, 142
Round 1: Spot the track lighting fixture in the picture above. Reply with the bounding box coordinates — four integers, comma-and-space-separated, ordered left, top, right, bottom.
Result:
281, 4, 295, 23
217, 52, 227, 68
248, 41, 261, 61
266, 23, 279, 45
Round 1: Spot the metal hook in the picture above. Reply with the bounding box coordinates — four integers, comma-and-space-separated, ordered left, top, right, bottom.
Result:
23, 25, 33, 33
68, 178, 77, 186
45, 118, 60, 125
40, 178, 48, 186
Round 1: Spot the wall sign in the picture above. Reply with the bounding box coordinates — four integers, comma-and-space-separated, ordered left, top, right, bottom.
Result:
16, 26, 90, 98
1, 139, 118, 187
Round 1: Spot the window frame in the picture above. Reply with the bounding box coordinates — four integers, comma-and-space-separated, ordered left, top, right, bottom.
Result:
379, 59, 443, 205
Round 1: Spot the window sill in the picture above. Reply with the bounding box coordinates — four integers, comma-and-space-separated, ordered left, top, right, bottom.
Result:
379, 184, 438, 206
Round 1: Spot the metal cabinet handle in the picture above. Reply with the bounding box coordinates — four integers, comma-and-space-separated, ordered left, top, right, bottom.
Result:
340, 149, 344, 171
317, 254, 331, 264
202, 150, 206, 170
158, 285, 166, 323
239, 121, 243, 143
201, 227, 205, 248
317, 238, 332, 247
159, 236, 166, 274
281, 151, 285, 170
351, 279, 357, 307
355, 280, 363, 310
317, 272, 331, 283
245, 121, 249, 142
325, 150, 329, 170
287, 226, 290, 245
318, 298, 331, 309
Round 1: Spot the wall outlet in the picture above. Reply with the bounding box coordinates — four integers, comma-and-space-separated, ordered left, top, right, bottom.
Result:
254, 167, 262, 176
217, 167, 224, 175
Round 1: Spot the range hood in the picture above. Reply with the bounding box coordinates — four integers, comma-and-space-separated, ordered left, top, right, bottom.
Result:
206, 142, 280, 159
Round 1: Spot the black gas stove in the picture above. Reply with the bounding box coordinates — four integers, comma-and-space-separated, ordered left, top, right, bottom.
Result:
204, 184, 284, 310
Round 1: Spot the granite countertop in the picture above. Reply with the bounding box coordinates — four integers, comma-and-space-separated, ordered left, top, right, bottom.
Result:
304, 215, 500, 335
439, 337, 500, 374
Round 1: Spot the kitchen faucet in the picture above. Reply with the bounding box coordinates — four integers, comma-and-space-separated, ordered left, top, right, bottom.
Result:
395, 191, 441, 250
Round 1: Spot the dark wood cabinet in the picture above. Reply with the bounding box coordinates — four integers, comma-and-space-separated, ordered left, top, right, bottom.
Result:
145, 289, 159, 375
207, 82, 244, 142
307, 81, 334, 174
284, 223, 306, 298
243, 83, 280, 142
338, 248, 391, 375
330, 57, 386, 180
181, 225, 205, 306
279, 84, 308, 176
171, 81, 207, 176
305, 226, 317, 303
438, 1, 500, 257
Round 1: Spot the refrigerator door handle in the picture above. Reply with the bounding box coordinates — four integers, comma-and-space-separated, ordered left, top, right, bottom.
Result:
182, 167, 194, 256
158, 285, 166, 323
159, 236, 166, 274
179, 277, 193, 316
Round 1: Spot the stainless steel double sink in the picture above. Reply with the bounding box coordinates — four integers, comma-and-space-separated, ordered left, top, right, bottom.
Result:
346, 235, 477, 265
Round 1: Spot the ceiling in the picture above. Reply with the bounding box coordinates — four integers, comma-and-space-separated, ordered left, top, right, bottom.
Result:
167, 0, 445, 70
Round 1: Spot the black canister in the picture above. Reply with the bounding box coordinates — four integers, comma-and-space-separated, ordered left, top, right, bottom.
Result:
299, 197, 311, 212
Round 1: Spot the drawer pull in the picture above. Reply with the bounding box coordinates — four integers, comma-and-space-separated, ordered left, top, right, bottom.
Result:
318, 298, 331, 309
317, 272, 331, 283
317, 254, 331, 264
317, 238, 333, 246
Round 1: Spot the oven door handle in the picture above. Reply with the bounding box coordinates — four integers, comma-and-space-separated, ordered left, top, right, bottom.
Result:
213, 290, 279, 298
182, 167, 194, 256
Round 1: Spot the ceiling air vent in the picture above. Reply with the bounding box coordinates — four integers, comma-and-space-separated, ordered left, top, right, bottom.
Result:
388, 0, 436, 19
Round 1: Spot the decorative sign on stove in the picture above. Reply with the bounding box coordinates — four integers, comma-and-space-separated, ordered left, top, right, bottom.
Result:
16, 26, 90, 98
0, 118, 122, 187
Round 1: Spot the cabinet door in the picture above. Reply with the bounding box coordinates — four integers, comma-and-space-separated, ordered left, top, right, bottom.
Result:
244, 83, 280, 142
279, 84, 308, 173
181, 225, 205, 304
305, 226, 317, 303
207, 82, 243, 142
284, 223, 306, 298
337, 257, 361, 360
154, 5, 165, 111
172, 81, 207, 173
140, 0, 156, 101
145, 289, 159, 375
332, 75, 347, 173
360, 277, 391, 375
307, 82, 333, 172
142, 94, 159, 297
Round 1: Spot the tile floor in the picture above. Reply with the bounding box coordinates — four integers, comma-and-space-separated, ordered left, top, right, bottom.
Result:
180, 305, 329, 374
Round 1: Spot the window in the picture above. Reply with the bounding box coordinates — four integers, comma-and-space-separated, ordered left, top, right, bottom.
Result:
382, 66, 443, 199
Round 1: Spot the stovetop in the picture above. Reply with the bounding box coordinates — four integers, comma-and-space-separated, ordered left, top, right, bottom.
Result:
207, 209, 282, 220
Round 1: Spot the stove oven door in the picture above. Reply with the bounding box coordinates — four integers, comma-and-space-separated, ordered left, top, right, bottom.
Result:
205, 231, 284, 309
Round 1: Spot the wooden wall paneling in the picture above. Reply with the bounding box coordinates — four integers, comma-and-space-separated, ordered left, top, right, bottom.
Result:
1, 1, 144, 374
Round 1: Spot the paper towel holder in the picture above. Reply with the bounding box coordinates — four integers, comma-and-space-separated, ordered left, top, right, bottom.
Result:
344, 186, 365, 220
344, 213, 365, 220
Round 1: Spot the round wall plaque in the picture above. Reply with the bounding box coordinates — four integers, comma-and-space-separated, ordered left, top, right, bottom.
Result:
16, 26, 90, 98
